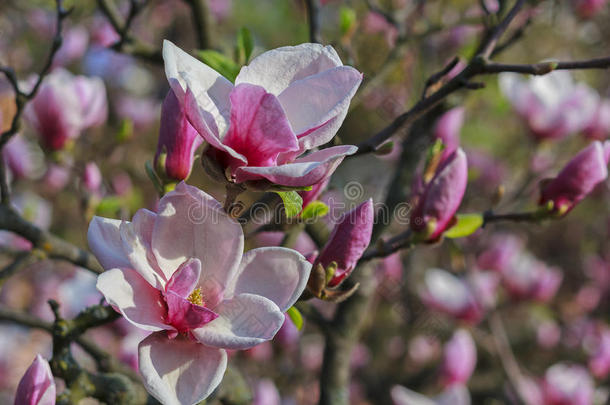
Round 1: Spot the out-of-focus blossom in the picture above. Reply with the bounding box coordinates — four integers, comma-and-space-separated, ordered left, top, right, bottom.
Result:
350, 343, 371, 369
408, 335, 441, 365
275, 313, 300, 347
537, 320, 561, 349
468, 271, 499, 309
25, 69, 107, 150
82, 162, 102, 194
583, 99, 610, 140
477, 233, 525, 272
314, 199, 374, 287
499, 71, 598, 140
0, 192, 52, 250
208, 0, 233, 21
363, 11, 399, 47
42, 164, 71, 192
252, 379, 281, 405
91, 16, 121, 47
255, 231, 317, 257
466, 149, 507, 191
539, 141, 610, 216
434, 107, 464, 160
164, 40, 362, 187
440, 329, 477, 387
502, 253, 562, 302
584, 255, 610, 294
111, 172, 133, 196
53, 26, 89, 68
2, 135, 43, 180
376, 252, 403, 282
541, 363, 594, 405
586, 327, 610, 378
574, 0, 608, 18
391, 384, 471, 405
411, 149, 468, 241
575, 284, 601, 313
14, 355, 55, 405
420, 268, 483, 323
114, 96, 161, 130
88, 182, 311, 404
155, 89, 203, 181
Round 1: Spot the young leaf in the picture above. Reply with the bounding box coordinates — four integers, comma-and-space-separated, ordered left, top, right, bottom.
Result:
197, 50, 241, 82
286, 306, 303, 330
237, 27, 254, 64
339, 6, 357, 36
275, 191, 303, 218
301, 201, 329, 220
444, 213, 484, 239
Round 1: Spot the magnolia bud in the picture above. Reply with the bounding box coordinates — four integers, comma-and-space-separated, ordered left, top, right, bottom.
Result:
14, 355, 56, 405
411, 148, 468, 241
82, 162, 102, 194
440, 329, 477, 387
314, 199, 374, 287
542, 363, 594, 405
155, 89, 203, 182
434, 107, 464, 161
539, 141, 610, 216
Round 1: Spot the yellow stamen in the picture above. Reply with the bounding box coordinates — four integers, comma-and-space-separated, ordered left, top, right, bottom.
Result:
187, 287, 204, 306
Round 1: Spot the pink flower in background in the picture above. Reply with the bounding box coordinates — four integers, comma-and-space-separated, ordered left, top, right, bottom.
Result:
587, 327, 610, 378
25, 69, 107, 150
501, 253, 562, 302
363, 11, 399, 47
420, 268, 483, 323
539, 141, 610, 216
499, 71, 598, 140
434, 107, 464, 161
155, 89, 203, 181
2, 134, 42, 180
114, 96, 161, 130
88, 182, 311, 404
541, 363, 594, 405
440, 329, 477, 387
314, 199, 374, 286
391, 384, 471, 405
574, 0, 608, 18
252, 379, 281, 405
477, 233, 525, 272
82, 162, 102, 194
42, 164, 71, 192
411, 148, 468, 241
583, 99, 610, 140
14, 355, 55, 405
163, 40, 362, 187
255, 231, 317, 257
53, 26, 89, 68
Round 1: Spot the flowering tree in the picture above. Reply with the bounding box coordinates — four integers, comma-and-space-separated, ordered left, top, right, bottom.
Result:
1, 0, 610, 404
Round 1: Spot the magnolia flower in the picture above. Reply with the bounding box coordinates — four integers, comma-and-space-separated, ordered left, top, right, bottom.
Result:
155, 89, 203, 181
541, 363, 594, 405
477, 233, 524, 272
434, 107, 464, 161
574, 0, 607, 18
539, 141, 610, 216
314, 199, 374, 287
14, 355, 55, 405
583, 99, 610, 140
82, 162, 102, 194
25, 68, 107, 150
501, 253, 562, 302
420, 268, 483, 323
411, 148, 468, 241
440, 329, 477, 386
252, 379, 281, 405
88, 182, 311, 404
163, 40, 362, 187
391, 384, 471, 405
499, 71, 598, 140
587, 327, 610, 378
299, 177, 329, 209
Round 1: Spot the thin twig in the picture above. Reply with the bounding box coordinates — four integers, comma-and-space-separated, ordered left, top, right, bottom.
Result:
183, 0, 212, 49
304, 0, 321, 43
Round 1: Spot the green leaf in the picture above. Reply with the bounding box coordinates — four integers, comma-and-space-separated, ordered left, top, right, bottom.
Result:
275, 191, 303, 218
197, 50, 240, 82
236, 27, 254, 64
339, 6, 357, 36
444, 213, 484, 239
286, 306, 303, 330
145, 161, 164, 195
95, 196, 124, 216
301, 201, 329, 220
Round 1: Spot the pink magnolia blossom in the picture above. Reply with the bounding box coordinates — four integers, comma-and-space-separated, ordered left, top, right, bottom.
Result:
541, 363, 594, 405
583, 99, 610, 140
82, 162, 102, 194
574, 0, 607, 18
391, 384, 471, 405
501, 253, 562, 302
314, 199, 374, 286
499, 71, 598, 140
440, 329, 477, 386
411, 148, 468, 241
2, 134, 42, 180
299, 177, 329, 209
88, 182, 311, 404
252, 379, 281, 405
163, 40, 362, 187
25, 68, 107, 150
434, 107, 464, 161
539, 141, 610, 215
14, 354, 55, 405
477, 233, 524, 272
587, 327, 610, 378
420, 268, 483, 323
363, 11, 399, 47
155, 89, 203, 181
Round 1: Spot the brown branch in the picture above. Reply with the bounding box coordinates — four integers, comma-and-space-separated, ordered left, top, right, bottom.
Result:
483, 210, 543, 226
183, 0, 212, 49
304, 0, 321, 44
96, 0, 163, 64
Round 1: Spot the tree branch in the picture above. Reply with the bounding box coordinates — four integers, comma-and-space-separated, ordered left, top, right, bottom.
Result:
304, 0, 321, 44
183, 0, 212, 49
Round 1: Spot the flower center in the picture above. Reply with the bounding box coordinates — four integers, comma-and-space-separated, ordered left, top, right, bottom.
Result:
187, 287, 204, 306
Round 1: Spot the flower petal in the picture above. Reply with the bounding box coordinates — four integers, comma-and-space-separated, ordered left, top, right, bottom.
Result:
228, 247, 312, 312
234, 145, 357, 186
88, 216, 131, 270
279, 66, 362, 151
192, 293, 285, 349
166, 258, 202, 297
120, 209, 166, 289
223, 84, 298, 167
152, 182, 244, 307
162, 40, 232, 137
138, 332, 227, 405
235, 43, 342, 95
96, 268, 170, 332
14, 355, 55, 405
165, 290, 218, 333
